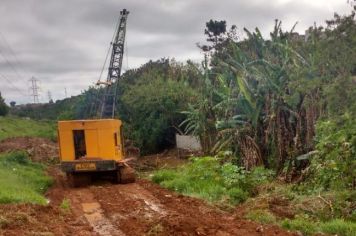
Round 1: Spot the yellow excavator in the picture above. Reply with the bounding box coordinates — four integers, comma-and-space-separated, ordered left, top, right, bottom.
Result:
57, 9, 135, 187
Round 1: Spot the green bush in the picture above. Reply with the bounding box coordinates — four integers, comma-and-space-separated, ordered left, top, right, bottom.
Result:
0, 151, 53, 204
227, 187, 248, 204
308, 114, 356, 191
152, 156, 272, 205
120, 77, 195, 154
3, 151, 31, 165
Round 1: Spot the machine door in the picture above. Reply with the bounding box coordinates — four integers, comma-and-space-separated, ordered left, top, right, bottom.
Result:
85, 129, 99, 158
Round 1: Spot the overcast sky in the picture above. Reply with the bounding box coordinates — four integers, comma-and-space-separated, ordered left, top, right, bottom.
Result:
0, 0, 352, 104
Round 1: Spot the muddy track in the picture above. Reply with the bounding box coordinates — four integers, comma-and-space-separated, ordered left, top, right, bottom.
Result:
0, 167, 297, 236
0, 136, 296, 236
41, 167, 297, 236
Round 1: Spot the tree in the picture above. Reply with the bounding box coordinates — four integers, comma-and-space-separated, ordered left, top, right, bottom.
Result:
199, 20, 227, 52
0, 92, 9, 116
184, 8, 356, 173
10, 101, 16, 107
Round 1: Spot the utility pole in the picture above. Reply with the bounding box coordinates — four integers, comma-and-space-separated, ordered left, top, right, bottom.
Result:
64, 88, 68, 98
29, 77, 40, 104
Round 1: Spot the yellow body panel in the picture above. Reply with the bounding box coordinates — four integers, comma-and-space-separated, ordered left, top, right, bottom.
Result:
57, 119, 124, 162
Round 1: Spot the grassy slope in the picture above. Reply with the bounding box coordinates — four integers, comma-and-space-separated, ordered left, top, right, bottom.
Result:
152, 158, 356, 236
0, 116, 56, 141
0, 116, 55, 204
0, 152, 52, 204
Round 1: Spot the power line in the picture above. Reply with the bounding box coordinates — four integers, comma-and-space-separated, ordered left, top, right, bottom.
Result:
0, 73, 28, 96
0, 49, 27, 83
0, 32, 27, 75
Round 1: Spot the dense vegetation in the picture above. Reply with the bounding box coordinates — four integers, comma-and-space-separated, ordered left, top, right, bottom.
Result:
10, 96, 81, 120
150, 7, 356, 236
0, 151, 52, 204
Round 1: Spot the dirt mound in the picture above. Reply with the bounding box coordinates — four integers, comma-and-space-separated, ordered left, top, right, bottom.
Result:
0, 137, 59, 163
134, 149, 190, 172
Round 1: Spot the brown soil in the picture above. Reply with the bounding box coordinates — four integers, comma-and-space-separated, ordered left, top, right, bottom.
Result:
0, 138, 297, 236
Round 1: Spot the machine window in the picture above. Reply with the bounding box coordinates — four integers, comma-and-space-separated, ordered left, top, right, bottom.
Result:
73, 130, 86, 159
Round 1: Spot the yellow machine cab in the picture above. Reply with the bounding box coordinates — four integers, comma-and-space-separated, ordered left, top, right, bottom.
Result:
57, 119, 135, 186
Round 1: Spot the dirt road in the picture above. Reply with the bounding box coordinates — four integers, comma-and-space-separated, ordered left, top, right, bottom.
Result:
0, 138, 296, 235
45, 167, 296, 236
0, 166, 297, 236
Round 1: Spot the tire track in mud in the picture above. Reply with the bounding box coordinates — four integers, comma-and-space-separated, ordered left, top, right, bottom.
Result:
46, 168, 297, 236
88, 181, 298, 236
67, 188, 125, 236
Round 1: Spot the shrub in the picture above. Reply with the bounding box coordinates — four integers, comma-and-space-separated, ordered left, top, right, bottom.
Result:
3, 151, 30, 165
308, 114, 356, 191
227, 187, 248, 204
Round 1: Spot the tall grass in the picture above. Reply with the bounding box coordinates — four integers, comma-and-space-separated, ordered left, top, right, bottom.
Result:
0, 151, 53, 204
152, 156, 273, 205
0, 116, 56, 141
281, 215, 356, 236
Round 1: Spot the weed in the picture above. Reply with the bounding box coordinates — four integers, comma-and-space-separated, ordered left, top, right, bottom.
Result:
281, 215, 317, 235
245, 209, 277, 224
59, 198, 71, 213
147, 223, 164, 236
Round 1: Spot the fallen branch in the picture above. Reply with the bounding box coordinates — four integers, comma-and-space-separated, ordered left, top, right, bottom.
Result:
318, 192, 333, 213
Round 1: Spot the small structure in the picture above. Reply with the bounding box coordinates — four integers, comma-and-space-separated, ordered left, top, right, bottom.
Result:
176, 134, 202, 151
